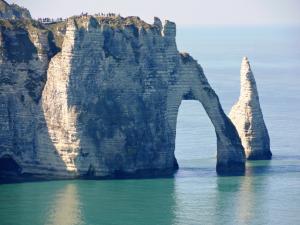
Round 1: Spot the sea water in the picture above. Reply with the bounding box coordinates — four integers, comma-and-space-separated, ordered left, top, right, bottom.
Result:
0, 26, 299, 225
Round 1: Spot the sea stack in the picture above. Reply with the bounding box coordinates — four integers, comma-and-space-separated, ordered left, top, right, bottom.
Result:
229, 57, 272, 160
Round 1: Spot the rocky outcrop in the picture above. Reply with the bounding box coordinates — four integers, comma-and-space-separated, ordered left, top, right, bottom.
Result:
0, 9, 246, 180
0, 18, 62, 180
0, 0, 31, 20
229, 57, 272, 160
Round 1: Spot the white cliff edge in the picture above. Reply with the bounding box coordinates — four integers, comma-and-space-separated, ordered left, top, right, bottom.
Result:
229, 57, 272, 159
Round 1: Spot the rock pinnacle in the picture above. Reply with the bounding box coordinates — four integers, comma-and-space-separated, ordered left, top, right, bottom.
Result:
229, 57, 272, 160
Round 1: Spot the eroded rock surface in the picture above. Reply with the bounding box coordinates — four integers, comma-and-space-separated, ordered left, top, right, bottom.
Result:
0, 9, 246, 180
229, 57, 272, 160
0, 0, 31, 20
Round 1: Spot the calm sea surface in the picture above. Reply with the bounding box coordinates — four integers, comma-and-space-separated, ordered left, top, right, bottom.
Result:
0, 26, 299, 225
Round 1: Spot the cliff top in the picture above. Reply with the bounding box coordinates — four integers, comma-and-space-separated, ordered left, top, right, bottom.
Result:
0, 18, 44, 31
0, 1, 178, 55
46, 14, 172, 31
0, 1, 174, 34
0, 0, 9, 9
0, 0, 31, 20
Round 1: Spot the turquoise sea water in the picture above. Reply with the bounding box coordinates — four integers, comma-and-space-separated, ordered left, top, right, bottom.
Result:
0, 26, 300, 225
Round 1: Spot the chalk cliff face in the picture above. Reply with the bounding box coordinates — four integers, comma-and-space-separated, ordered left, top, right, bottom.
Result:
229, 57, 272, 160
0, 7, 246, 180
0, 17, 62, 178
0, 0, 31, 20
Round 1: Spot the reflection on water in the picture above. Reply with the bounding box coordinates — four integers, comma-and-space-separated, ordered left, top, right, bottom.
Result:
75, 179, 176, 225
45, 180, 175, 225
215, 162, 271, 225
46, 183, 83, 225
236, 162, 270, 225
173, 160, 294, 225
0, 26, 300, 225
0, 159, 299, 225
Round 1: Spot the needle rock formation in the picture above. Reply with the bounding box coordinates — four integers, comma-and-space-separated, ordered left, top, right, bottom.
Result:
0, 1, 247, 180
229, 57, 272, 160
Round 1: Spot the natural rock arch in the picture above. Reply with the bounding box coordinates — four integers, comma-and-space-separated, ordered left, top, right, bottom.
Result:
0, 13, 246, 179
175, 100, 216, 161
166, 54, 245, 174
41, 17, 245, 177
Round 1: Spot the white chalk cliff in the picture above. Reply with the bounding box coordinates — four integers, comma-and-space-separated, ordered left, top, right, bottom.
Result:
229, 57, 272, 159
0, 1, 253, 181
0, 0, 31, 20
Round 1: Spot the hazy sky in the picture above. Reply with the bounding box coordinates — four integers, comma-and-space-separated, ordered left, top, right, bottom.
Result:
9, 0, 300, 26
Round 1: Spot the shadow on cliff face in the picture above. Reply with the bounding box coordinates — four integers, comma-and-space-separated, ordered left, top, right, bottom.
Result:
0, 95, 68, 183
61, 19, 176, 178
0, 17, 245, 181
62, 17, 245, 178
0, 20, 67, 183
0, 155, 22, 179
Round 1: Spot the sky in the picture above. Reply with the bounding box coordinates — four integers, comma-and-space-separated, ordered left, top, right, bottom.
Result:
8, 0, 300, 26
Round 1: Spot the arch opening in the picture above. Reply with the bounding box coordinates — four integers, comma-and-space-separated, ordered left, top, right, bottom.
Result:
0, 155, 22, 178
175, 100, 216, 168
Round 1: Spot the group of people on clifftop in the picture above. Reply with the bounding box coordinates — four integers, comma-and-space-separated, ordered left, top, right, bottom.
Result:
37, 17, 64, 23
94, 12, 119, 17
37, 12, 121, 24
